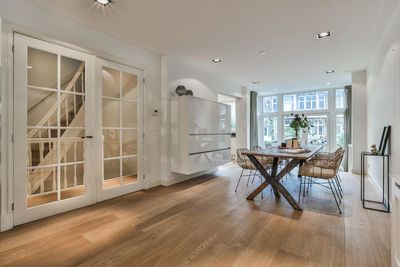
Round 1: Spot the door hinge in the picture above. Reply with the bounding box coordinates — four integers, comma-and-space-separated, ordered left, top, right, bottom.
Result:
143, 174, 145, 179
11, 135, 14, 143
11, 203, 14, 211
12, 45, 15, 53
143, 133, 145, 138
143, 78, 145, 84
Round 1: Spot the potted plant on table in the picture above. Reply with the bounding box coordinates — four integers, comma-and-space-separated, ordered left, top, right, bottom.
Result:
289, 113, 313, 146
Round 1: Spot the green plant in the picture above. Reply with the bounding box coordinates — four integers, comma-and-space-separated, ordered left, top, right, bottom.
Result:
289, 113, 313, 138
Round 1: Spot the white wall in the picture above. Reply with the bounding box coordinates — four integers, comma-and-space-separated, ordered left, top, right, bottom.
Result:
160, 56, 245, 185
351, 70, 367, 173
167, 56, 243, 101
366, 1, 400, 192
0, 0, 163, 230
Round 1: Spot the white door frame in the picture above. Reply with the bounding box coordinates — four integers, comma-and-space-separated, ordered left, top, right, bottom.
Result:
94, 58, 145, 202
13, 33, 95, 225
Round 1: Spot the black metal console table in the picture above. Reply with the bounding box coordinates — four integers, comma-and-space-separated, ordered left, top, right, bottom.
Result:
360, 152, 390, 212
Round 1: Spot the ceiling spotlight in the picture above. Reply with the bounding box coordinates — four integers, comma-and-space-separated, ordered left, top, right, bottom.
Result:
326, 70, 335, 74
317, 31, 331, 39
252, 81, 260, 85
95, 0, 112, 6
326, 82, 331, 86
212, 59, 222, 63
258, 50, 267, 56
274, 88, 278, 92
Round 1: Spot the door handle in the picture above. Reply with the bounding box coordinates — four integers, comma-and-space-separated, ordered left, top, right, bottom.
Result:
395, 182, 400, 190
81, 136, 94, 139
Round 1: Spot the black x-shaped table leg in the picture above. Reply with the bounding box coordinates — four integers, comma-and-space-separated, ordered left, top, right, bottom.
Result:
246, 155, 303, 211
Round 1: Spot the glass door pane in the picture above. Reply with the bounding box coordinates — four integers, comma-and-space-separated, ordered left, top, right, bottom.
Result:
336, 115, 345, 148
26, 48, 87, 207
284, 116, 296, 141
307, 115, 329, 150
263, 117, 278, 146
102, 68, 138, 189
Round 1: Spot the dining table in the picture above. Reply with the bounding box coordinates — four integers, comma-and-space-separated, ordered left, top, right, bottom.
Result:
242, 145, 323, 211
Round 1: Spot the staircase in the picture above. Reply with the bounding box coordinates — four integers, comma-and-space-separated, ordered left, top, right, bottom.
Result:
28, 62, 86, 196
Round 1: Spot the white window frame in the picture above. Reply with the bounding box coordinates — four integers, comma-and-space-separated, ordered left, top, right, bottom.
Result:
258, 88, 346, 151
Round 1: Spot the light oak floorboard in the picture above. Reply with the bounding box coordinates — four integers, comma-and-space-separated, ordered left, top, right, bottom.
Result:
0, 164, 391, 266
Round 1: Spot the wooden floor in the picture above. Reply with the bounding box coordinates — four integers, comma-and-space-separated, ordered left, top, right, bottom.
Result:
0, 164, 390, 266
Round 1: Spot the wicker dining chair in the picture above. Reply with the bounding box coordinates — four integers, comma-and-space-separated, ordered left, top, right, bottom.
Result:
312, 147, 344, 192
298, 149, 345, 213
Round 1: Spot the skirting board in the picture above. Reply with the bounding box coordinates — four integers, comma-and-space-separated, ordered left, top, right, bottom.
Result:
161, 167, 218, 186
1, 213, 13, 232
150, 179, 161, 188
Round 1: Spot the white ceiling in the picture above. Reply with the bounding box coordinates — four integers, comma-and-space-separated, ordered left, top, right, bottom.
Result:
27, 0, 396, 93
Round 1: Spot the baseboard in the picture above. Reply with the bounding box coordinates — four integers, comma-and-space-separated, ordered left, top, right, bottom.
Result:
1, 213, 13, 232
161, 168, 218, 186
150, 179, 161, 188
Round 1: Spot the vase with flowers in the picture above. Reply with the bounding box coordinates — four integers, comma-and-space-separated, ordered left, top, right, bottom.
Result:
289, 113, 313, 146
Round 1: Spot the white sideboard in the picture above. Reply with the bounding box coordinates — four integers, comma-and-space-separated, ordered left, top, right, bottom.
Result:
171, 96, 231, 174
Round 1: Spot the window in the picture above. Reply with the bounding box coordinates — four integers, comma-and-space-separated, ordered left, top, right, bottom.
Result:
263, 96, 277, 113
263, 117, 278, 146
336, 115, 345, 148
284, 95, 295, 111
284, 116, 296, 140
258, 88, 346, 152
336, 89, 345, 109
284, 91, 328, 111
307, 115, 328, 149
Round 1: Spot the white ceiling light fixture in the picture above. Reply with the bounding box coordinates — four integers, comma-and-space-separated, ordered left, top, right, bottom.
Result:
326, 70, 335, 74
326, 82, 331, 86
212, 58, 222, 63
252, 81, 260, 85
95, 0, 112, 6
317, 31, 331, 39
274, 88, 278, 92
258, 50, 267, 56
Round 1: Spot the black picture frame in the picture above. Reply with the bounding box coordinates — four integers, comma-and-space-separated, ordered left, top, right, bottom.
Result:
378, 126, 387, 152
380, 125, 391, 155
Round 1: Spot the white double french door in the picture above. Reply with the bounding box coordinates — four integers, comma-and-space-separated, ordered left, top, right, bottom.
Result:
13, 34, 144, 225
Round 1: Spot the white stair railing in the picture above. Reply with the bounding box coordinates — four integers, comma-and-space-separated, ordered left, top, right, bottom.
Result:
27, 62, 86, 196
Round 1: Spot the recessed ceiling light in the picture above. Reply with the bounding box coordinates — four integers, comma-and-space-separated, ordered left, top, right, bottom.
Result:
326, 70, 335, 74
274, 88, 278, 92
212, 59, 222, 63
317, 31, 331, 39
252, 81, 260, 85
258, 50, 267, 56
326, 82, 331, 86
95, 0, 111, 6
